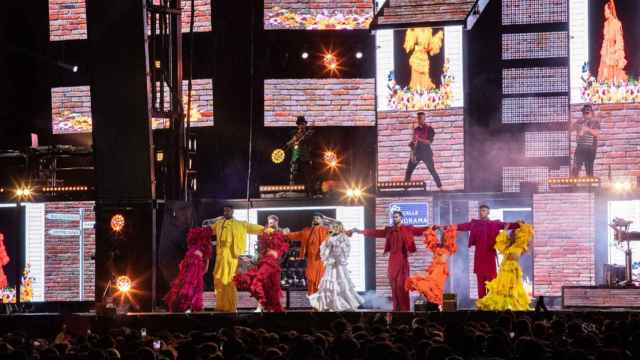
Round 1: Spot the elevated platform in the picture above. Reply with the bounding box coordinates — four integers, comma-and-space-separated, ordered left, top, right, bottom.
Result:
562, 286, 640, 309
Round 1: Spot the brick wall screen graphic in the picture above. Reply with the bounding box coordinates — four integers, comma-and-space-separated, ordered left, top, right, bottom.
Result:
264, 0, 373, 30
264, 79, 375, 126
533, 193, 595, 296
377, 109, 464, 190
50, 1, 212, 41
51, 86, 92, 135
49, 0, 88, 41
153, 79, 214, 129
44, 202, 95, 302
570, 104, 640, 183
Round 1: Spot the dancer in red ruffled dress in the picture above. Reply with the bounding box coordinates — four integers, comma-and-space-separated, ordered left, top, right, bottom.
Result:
0, 232, 9, 289
234, 215, 289, 312
163, 227, 213, 312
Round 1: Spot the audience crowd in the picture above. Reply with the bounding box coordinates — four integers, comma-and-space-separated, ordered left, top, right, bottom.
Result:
1, 311, 639, 360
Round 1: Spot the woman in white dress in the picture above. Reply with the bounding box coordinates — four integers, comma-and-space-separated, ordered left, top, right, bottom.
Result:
308, 218, 364, 311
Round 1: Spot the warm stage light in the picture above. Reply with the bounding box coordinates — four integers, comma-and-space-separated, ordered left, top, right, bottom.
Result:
355, 51, 363, 59
116, 275, 132, 293
271, 148, 286, 164
346, 189, 355, 197
14, 186, 33, 199
154, 60, 161, 69
353, 188, 362, 197
321, 49, 341, 75
110, 214, 125, 232
301, 52, 309, 60
323, 150, 338, 168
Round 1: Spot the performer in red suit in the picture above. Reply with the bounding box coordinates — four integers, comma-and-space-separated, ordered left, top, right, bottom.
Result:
354, 211, 429, 311
163, 227, 213, 312
456, 205, 519, 299
234, 215, 289, 312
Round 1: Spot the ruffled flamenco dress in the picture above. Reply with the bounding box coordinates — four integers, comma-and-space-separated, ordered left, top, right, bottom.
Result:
163, 227, 213, 312
0, 232, 9, 289
476, 223, 534, 311
234, 229, 289, 312
405, 225, 457, 306
308, 232, 363, 311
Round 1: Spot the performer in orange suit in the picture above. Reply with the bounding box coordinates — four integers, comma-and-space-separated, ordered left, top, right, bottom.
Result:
597, 0, 628, 83
0, 232, 9, 289
405, 225, 457, 307
285, 214, 330, 295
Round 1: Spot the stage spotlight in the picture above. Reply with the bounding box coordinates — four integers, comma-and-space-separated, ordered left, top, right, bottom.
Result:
346, 188, 355, 198
271, 148, 286, 164
115, 275, 132, 293
321, 49, 341, 75
323, 150, 339, 168
14, 186, 33, 200
110, 214, 125, 233
301, 51, 309, 60
57, 61, 79, 73
355, 51, 363, 59
345, 186, 365, 200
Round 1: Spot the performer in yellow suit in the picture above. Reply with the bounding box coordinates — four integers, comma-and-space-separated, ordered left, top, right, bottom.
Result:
404, 27, 444, 91
476, 222, 533, 311
209, 206, 264, 312
597, 0, 628, 84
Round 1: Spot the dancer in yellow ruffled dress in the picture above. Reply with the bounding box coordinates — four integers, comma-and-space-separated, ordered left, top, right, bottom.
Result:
476, 222, 533, 311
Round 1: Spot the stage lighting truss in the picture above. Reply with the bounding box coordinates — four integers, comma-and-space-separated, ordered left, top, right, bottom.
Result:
548, 176, 601, 190
377, 181, 426, 192
259, 185, 306, 193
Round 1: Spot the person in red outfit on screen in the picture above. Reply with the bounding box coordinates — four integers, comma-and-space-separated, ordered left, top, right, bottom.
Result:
353, 211, 430, 311
456, 204, 520, 299
0, 232, 9, 289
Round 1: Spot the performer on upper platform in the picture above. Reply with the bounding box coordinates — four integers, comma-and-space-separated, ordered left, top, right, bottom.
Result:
597, 0, 628, 84
405, 225, 457, 308
284, 213, 330, 295
405, 112, 442, 190
235, 215, 289, 312
288, 116, 315, 196
163, 227, 213, 313
354, 211, 429, 311
571, 104, 600, 177
456, 205, 520, 299
0, 232, 9, 289
477, 222, 533, 311
308, 218, 363, 311
209, 206, 264, 312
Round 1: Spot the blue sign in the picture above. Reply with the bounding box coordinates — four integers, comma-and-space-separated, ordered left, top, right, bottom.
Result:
388, 202, 429, 226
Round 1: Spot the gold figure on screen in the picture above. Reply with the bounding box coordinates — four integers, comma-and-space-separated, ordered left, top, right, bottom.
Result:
597, 0, 628, 83
404, 27, 444, 91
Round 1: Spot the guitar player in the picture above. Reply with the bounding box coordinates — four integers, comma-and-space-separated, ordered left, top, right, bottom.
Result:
404, 111, 443, 190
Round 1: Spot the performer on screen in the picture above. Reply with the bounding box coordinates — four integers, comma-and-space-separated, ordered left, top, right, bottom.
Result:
597, 0, 628, 84
404, 27, 444, 91
571, 104, 601, 177
405, 225, 457, 309
234, 215, 289, 312
353, 211, 429, 311
405, 112, 443, 190
455, 205, 520, 299
308, 217, 363, 311
288, 116, 315, 197
284, 213, 330, 295
0, 232, 9, 289
163, 227, 213, 313
477, 222, 533, 311
209, 206, 264, 312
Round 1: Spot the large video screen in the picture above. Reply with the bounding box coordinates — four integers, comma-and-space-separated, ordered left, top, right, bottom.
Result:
49, 1, 212, 42
51, 79, 214, 134
0, 202, 95, 303
264, 0, 373, 30
570, 0, 640, 104
375, 26, 465, 190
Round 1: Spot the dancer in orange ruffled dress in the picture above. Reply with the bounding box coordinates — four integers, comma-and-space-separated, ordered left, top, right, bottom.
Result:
405, 225, 457, 308
597, 0, 628, 84
0, 232, 9, 289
